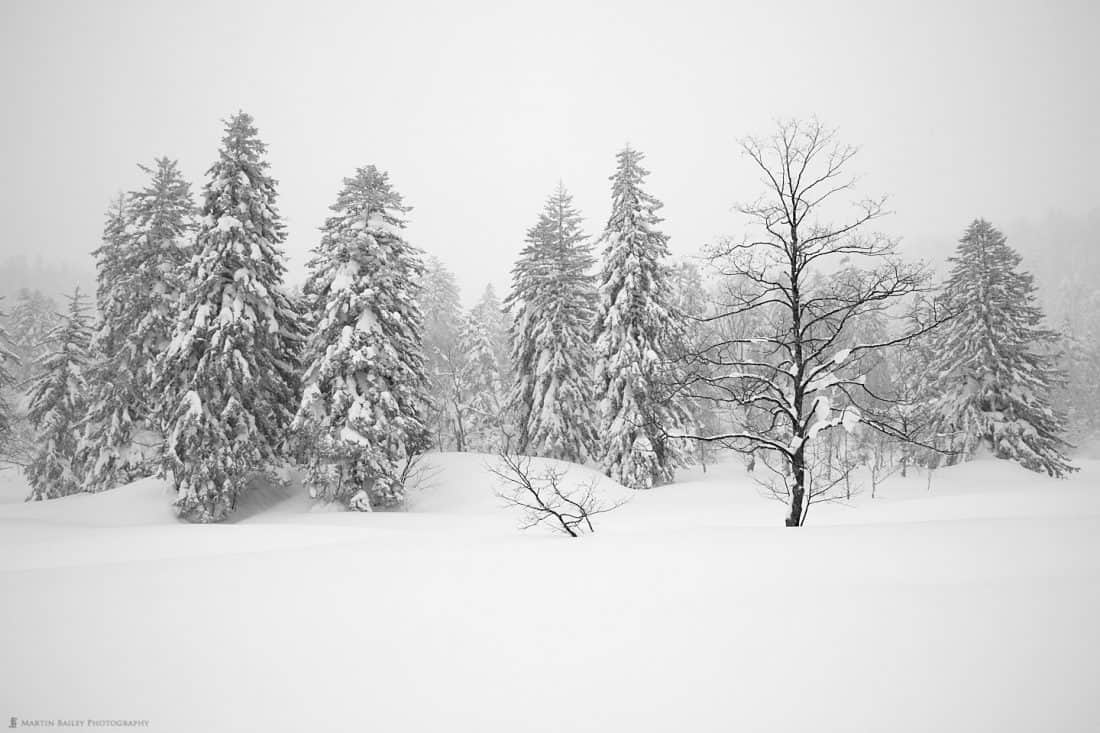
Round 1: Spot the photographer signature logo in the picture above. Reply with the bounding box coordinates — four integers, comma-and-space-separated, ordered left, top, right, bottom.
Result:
9, 718, 17, 729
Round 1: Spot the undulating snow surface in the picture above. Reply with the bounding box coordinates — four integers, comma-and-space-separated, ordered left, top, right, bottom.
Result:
2, 454, 1098, 732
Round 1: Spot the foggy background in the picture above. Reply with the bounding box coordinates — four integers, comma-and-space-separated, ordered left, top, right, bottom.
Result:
2, 0, 1097, 312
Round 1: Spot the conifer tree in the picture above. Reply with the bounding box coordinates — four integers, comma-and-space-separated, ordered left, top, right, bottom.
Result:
421, 256, 465, 450
592, 147, 685, 488
79, 164, 196, 492
294, 165, 431, 510
921, 219, 1074, 476
8, 288, 61, 379
459, 314, 505, 452
25, 289, 93, 500
1054, 310, 1100, 445
666, 259, 724, 471
155, 112, 304, 522
505, 183, 597, 462
474, 283, 511, 383
0, 297, 19, 449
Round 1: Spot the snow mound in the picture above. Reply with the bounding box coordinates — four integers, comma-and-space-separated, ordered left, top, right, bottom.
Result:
407, 451, 628, 515
0, 453, 627, 530
0, 476, 177, 527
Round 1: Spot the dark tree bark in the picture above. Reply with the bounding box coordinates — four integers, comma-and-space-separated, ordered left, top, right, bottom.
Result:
670, 119, 949, 526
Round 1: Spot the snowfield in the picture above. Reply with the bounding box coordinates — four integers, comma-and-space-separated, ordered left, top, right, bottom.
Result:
1, 454, 1098, 732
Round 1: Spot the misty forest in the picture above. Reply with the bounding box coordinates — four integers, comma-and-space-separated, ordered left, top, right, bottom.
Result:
3, 8, 1099, 722
0, 114, 1091, 526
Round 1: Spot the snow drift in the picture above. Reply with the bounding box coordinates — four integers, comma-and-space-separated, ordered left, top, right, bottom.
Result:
1, 453, 1098, 732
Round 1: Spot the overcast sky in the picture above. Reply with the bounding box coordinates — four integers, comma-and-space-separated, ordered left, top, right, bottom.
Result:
2, 0, 1097, 304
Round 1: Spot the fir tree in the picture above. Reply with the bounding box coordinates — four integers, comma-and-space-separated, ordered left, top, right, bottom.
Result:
8, 288, 61, 379
421, 256, 465, 450
79, 164, 196, 492
592, 147, 685, 488
294, 165, 431, 510
1, 289, 56, 468
155, 112, 305, 522
25, 289, 93, 500
1054, 310, 1100, 445
0, 297, 19, 449
505, 183, 597, 462
922, 219, 1074, 476
459, 311, 506, 452
666, 259, 724, 470
480, 284, 512, 383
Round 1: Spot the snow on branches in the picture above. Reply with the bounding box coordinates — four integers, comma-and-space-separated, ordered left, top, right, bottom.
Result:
293, 165, 431, 510
676, 120, 942, 526
592, 146, 687, 489
155, 112, 304, 522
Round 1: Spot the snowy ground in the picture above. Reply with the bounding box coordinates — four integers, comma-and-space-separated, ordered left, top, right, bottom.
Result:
1, 454, 1098, 732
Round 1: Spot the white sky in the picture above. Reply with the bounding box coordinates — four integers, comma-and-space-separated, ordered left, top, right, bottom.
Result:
1, 0, 1097, 304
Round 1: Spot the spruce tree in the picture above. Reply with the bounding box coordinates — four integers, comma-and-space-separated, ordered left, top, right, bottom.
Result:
592, 147, 685, 488
459, 311, 506, 452
8, 288, 61, 379
666, 259, 723, 470
473, 283, 511, 384
0, 297, 19, 449
1054, 311, 1100, 445
505, 183, 597, 462
25, 289, 93, 500
79, 164, 196, 492
421, 256, 465, 450
922, 219, 1074, 476
293, 165, 431, 510
155, 112, 304, 522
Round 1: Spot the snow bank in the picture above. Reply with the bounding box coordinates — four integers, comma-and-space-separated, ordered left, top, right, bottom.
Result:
1, 455, 1098, 732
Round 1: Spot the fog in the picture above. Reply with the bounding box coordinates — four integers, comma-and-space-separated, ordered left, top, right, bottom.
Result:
1, 0, 1097, 305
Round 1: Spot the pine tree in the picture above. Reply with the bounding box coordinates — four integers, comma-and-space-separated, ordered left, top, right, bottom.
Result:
505, 183, 597, 462
79, 164, 196, 492
25, 289, 93, 500
592, 147, 685, 489
155, 112, 305, 522
0, 297, 19, 449
8, 288, 61, 379
665, 259, 720, 469
459, 315, 505, 452
421, 256, 465, 450
294, 165, 431, 510
471, 283, 511, 385
922, 219, 1074, 476
1, 289, 56, 468
1054, 310, 1100, 446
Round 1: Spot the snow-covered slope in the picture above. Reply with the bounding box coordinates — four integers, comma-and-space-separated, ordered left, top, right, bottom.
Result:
2, 454, 1098, 732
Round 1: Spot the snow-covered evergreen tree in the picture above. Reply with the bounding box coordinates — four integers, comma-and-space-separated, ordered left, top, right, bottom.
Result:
8, 288, 60, 379
25, 289, 93, 500
154, 112, 305, 522
459, 316, 505, 452
293, 165, 431, 510
666, 259, 725, 471
592, 147, 685, 488
421, 256, 466, 450
921, 219, 1074, 476
0, 297, 19, 449
1054, 310, 1100, 448
471, 283, 511, 385
79, 163, 196, 492
505, 183, 597, 462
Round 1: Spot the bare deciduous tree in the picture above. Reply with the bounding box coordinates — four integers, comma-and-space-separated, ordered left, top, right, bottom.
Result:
675, 119, 948, 526
490, 452, 626, 536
